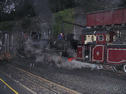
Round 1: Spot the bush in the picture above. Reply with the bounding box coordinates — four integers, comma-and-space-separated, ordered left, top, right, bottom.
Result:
0, 21, 14, 31
21, 18, 31, 29
52, 8, 75, 39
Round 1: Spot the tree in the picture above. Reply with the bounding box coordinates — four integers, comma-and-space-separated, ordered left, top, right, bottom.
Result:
15, 0, 35, 19
0, 0, 35, 22
49, 0, 80, 13
119, 0, 126, 7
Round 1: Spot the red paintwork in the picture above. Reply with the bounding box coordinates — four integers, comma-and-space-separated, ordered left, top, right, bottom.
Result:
96, 33, 106, 44
92, 45, 104, 63
86, 13, 95, 26
78, 7, 126, 66
112, 9, 123, 24
124, 8, 126, 23
106, 47, 126, 64
104, 11, 113, 25
82, 35, 84, 44
109, 32, 116, 43
95, 12, 104, 26
77, 45, 84, 60
86, 7, 126, 26
77, 30, 126, 66
68, 57, 76, 62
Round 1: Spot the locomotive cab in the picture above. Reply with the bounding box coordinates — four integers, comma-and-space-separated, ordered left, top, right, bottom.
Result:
77, 31, 97, 61
77, 30, 116, 61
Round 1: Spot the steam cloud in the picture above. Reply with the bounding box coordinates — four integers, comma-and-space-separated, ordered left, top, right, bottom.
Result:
20, 36, 103, 70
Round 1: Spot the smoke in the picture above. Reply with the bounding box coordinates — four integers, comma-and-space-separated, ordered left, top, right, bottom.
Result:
23, 35, 49, 58
56, 58, 103, 70
66, 49, 77, 57
35, 50, 103, 70
21, 35, 103, 70
32, 0, 52, 26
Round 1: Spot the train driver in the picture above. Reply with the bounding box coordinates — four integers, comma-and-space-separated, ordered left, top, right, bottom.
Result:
58, 33, 64, 40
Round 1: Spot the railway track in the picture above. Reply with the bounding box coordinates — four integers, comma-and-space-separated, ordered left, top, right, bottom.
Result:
0, 64, 82, 94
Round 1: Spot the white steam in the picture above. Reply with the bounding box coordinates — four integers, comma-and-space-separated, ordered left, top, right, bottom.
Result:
66, 49, 77, 57
23, 36, 102, 70
56, 58, 103, 70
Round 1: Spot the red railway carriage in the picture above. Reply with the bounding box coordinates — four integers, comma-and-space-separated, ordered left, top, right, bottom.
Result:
76, 30, 126, 72
87, 7, 126, 27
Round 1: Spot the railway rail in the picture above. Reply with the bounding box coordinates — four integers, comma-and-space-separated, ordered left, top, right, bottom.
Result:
0, 64, 82, 94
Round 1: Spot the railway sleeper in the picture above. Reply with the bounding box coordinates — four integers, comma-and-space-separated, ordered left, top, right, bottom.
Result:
1, 64, 82, 94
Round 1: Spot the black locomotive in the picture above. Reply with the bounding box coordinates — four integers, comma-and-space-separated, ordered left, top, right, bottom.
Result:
0, 30, 78, 63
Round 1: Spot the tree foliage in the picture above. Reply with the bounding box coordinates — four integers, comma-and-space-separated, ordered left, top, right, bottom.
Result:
49, 0, 80, 13
53, 8, 75, 38
0, 21, 14, 31
0, 0, 35, 22
21, 18, 31, 29
119, 0, 126, 7
0, 0, 6, 2
15, 0, 35, 19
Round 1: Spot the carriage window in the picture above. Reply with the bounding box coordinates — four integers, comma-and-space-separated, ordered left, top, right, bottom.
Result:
106, 34, 110, 42
98, 35, 104, 41
113, 35, 116, 41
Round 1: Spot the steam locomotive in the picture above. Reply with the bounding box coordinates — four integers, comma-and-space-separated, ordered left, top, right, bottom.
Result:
76, 6, 126, 72
0, 30, 78, 63
1, 6, 126, 73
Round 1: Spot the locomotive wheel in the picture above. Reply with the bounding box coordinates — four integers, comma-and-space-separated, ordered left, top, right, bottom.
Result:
123, 64, 126, 73
112, 66, 118, 72
112, 66, 122, 72
58, 43, 63, 48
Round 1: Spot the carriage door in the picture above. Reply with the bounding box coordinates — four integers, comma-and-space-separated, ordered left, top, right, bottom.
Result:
77, 45, 84, 60
92, 45, 105, 63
